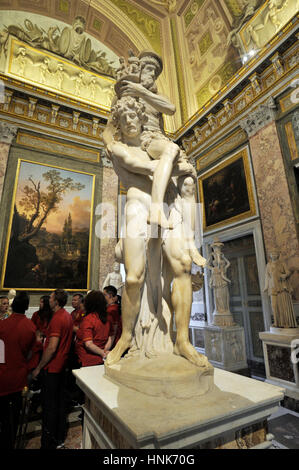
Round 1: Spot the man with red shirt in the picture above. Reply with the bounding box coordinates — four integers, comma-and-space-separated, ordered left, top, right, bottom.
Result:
71, 293, 85, 333
32, 289, 73, 449
0, 292, 36, 449
103, 286, 122, 352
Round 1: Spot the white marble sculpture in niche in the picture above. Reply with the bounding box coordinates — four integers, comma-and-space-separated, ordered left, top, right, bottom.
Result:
102, 50, 211, 377
102, 261, 124, 296
264, 252, 298, 328
207, 238, 235, 327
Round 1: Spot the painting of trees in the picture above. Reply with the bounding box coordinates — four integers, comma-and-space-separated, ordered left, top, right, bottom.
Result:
2, 161, 94, 290
17, 169, 85, 243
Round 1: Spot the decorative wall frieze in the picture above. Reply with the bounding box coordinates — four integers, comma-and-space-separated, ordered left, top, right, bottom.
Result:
51, 105, 60, 124
239, 98, 277, 138
0, 121, 18, 144
249, 73, 262, 95
28, 98, 38, 118
176, 35, 298, 155
271, 52, 284, 77
0, 83, 106, 145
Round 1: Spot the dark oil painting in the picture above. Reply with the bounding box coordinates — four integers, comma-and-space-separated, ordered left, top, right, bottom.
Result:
202, 156, 251, 229
2, 161, 94, 290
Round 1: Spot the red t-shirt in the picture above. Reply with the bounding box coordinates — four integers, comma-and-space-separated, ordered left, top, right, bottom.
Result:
71, 309, 85, 328
31, 310, 49, 336
75, 312, 113, 367
107, 303, 122, 347
43, 308, 73, 373
0, 313, 36, 396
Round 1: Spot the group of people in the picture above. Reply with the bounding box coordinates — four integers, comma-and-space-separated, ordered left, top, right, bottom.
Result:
0, 286, 122, 449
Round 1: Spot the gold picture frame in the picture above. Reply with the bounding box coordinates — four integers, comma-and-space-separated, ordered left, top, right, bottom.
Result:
1, 158, 96, 291
198, 148, 256, 232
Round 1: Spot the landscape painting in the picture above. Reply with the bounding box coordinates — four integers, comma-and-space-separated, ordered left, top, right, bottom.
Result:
1, 160, 95, 290
199, 150, 256, 231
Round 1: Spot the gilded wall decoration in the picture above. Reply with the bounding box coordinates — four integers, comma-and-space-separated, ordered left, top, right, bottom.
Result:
17, 132, 100, 162
109, 0, 162, 55
5, 37, 115, 110
239, 0, 298, 53
0, 12, 118, 77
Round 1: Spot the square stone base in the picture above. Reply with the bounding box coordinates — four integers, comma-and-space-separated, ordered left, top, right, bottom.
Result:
259, 329, 299, 401
204, 325, 247, 371
73, 365, 284, 449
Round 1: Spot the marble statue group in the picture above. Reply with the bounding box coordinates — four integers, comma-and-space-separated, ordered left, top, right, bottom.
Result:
103, 50, 211, 374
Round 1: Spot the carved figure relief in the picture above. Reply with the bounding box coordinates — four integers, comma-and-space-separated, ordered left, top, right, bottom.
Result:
1, 16, 117, 77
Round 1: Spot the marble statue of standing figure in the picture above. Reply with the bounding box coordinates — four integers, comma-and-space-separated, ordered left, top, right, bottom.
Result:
207, 237, 235, 327
102, 261, 124, 296
103, 52, 210, 372
264, 252, 297, 328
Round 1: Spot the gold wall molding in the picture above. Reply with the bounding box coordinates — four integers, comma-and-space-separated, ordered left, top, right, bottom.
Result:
181, 48, 298, 157
16, 132, 100, 163
196, 128, 247, 171
0, 83, 106, 144
285, 121, 298, 161
175, 16, 299, 141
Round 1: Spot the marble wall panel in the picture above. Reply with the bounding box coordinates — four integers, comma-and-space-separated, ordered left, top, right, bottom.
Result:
98, 166, 119, 290
0, 142, 10, 203
266, 344, 295, 383
249, 121, 299, 300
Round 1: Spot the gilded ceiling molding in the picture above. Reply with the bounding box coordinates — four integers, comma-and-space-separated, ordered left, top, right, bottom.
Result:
108, 0, 162, 55
90, 0, 159, 55
170, 17, 188, 124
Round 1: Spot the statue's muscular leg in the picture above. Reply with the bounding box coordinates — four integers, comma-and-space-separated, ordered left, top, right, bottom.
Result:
164, 245, 210, 368
147, 140, 180, 229
106, 237, 146, 366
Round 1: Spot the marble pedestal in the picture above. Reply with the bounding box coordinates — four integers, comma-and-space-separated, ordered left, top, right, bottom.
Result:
73, 365, 284, 449
204, 325, 247, 372
259, 327, 299, 401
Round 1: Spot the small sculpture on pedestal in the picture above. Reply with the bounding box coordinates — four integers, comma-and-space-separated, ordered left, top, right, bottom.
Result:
102, 261, 124, 296
264, 252, 298, 328
8, 289, 16, 314
207, 238, 235, 327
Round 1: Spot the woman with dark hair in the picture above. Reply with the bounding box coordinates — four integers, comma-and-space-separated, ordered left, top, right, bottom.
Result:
31, 296, 52, 336
75, 290, 113, 367
28, 295, 52, 371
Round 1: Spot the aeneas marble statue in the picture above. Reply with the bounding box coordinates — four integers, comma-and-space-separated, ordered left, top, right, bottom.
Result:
264, 252, 297, 328
102, 261, 124, 296
103, 51, 212, 395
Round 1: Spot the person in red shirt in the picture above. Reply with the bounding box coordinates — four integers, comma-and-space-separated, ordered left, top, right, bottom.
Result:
0, 292, 36, 449
32, 289, 73, 449
75, 290, 113, 367
71, 293, 85, 334
67, 293, 85, 406
0, 295, 9, 321
28, 295, 52, 371
103, 286, 122, 353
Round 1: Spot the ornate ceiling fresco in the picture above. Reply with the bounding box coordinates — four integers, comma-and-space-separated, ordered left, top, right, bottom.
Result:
0, 0, 297, 133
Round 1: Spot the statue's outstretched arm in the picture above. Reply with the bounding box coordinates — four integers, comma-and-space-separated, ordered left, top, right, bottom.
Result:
107, 143, 158, 176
